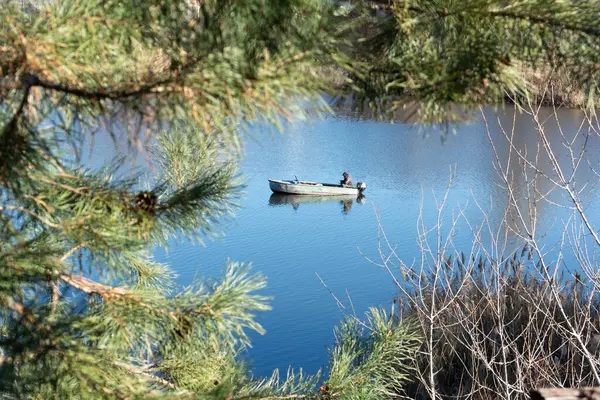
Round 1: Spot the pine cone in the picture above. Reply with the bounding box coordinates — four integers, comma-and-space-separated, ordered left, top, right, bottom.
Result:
134, 191, 157, 213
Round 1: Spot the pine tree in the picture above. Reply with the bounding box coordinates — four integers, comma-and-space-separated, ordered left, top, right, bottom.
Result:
341, 0, 600, 124
0, 0, 420, 398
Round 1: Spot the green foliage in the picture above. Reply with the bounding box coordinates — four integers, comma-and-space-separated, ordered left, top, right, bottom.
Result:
0, 0, 336, 190
326, 308, 420, 399
341, 0, 600, 126
0, 0, 421, 398
149, 126, 243, 245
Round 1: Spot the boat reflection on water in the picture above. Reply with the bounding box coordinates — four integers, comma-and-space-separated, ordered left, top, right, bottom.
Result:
268, 193, 366, 214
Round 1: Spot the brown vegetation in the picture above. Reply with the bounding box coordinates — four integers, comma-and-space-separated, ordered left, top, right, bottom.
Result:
508, 66, 592, 108
365, 102, 600, 398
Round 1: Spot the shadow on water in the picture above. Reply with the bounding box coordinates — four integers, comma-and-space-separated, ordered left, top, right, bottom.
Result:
268, 193, 366, 214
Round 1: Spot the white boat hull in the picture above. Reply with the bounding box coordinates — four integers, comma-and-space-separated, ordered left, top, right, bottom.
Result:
268, 179, 360, 196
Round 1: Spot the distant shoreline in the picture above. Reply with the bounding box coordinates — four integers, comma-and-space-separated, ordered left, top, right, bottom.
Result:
313, 64, 591, 110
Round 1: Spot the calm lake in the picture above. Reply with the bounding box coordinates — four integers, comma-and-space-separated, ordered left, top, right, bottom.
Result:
91, 104, 600, 379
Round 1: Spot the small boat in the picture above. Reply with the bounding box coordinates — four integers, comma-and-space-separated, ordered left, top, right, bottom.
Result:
268, 179, 366, 196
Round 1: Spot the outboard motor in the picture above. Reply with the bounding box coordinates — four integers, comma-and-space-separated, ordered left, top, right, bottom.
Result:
357, 181, 367, 193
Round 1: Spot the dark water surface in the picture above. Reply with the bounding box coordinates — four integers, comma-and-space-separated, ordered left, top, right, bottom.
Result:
89, 105, 600, 378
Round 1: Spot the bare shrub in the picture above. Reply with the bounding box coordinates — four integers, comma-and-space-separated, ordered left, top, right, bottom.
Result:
366, 96, 600, 399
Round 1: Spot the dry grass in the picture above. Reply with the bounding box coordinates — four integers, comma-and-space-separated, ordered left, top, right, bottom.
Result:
509, 66, 591, 108
397, 252, 600, 399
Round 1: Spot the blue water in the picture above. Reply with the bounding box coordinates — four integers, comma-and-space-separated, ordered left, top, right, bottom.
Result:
87, 105, 600, 378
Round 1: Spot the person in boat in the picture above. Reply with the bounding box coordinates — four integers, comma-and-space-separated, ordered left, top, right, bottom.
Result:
340, 172, 353, 187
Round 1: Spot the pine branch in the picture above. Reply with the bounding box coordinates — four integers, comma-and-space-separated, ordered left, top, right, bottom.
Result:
386, 0, 600, 37
113, 360, 185, 393
59, 274, 134, 299
60, 242, 89, 262
1, 78, 32, 137
30, 73, 174, 100
4, 298, 36, 325
0, 205, 59, 228
485, 10, 600, 36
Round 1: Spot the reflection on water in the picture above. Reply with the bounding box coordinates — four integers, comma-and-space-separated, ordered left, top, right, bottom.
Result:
268, 193, 366, 214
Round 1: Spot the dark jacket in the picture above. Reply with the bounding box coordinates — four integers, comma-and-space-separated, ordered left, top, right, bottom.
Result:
340, 173, 353, 187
